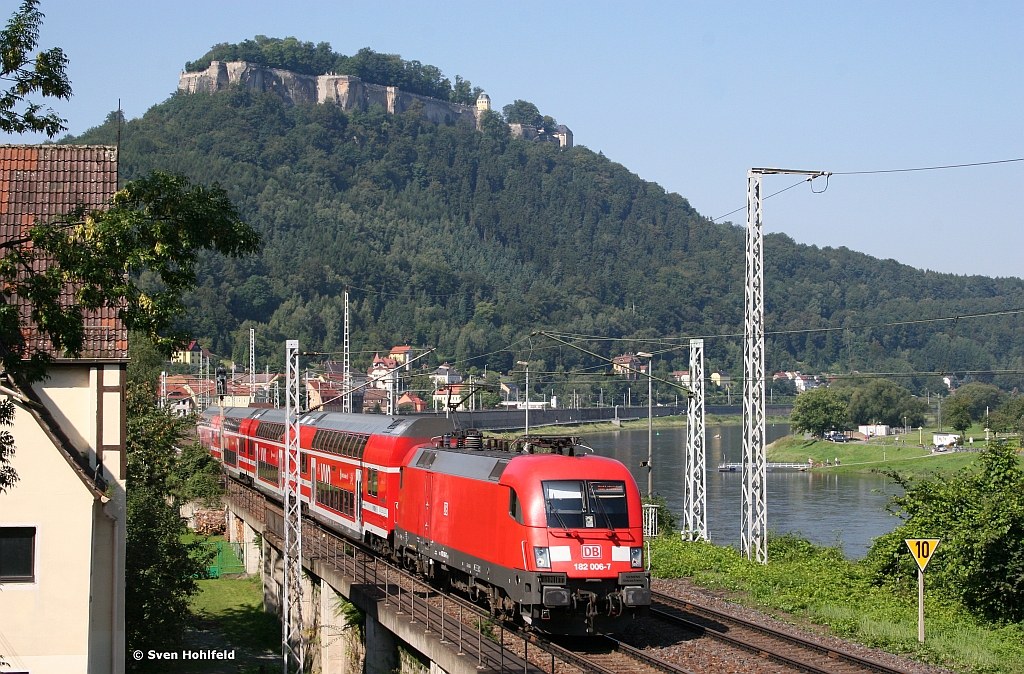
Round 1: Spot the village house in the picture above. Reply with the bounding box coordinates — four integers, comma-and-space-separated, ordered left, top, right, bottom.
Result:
0, 145, 126, 674
430, 362, 463, 387
612, 353, 642, 379
389, 345, 414, 370
397, 391, 427, 412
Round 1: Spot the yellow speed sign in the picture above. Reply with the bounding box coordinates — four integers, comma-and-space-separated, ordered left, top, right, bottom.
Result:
905, 538, 940, 571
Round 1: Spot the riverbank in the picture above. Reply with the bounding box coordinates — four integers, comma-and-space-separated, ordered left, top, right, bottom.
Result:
649, 536, 1024, 673
486, 414, 791, 437
766, 435, 981, 478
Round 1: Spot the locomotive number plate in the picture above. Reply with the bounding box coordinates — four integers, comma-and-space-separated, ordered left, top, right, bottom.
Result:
581, 545, 602, 559
575, 563, 611, 571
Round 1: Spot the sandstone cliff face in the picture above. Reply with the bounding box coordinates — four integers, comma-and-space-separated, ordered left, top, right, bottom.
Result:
179, 61, 573, 147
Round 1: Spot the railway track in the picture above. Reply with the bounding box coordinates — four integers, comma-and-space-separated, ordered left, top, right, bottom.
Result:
230, 478, 909, 674
648, 590, 907, 674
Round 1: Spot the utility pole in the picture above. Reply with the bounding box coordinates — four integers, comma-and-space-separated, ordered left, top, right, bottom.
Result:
283, 340, 303, 673
517, 361, 530, 436
685, 339, 706, 541
160, 370, 166, 410
637, 352, 655, 497
249, 328, 255, 402
343, 290, 351, 414
742, 167, 828, 565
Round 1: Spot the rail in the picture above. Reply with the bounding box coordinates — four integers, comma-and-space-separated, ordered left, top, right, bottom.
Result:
651, 591, 904, 674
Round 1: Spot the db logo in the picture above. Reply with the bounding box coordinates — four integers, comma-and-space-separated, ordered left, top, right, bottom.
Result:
581, 545, 601, 559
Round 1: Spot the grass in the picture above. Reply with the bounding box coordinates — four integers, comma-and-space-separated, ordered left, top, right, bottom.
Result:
766, 435, 982, 478
190, 575, 281, 654
650, 535, 1024, 673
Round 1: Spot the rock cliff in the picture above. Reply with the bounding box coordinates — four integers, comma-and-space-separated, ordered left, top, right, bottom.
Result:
179, 61, 572, 147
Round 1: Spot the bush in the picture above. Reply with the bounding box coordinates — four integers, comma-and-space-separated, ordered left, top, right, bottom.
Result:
865, 444, 1024, 622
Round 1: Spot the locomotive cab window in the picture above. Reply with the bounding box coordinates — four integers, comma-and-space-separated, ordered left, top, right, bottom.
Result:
508, 487, 524, 524
543, 480, 629, 529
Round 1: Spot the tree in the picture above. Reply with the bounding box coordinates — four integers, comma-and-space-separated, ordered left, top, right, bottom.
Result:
991, 396, 1024, 433
951, 382, 1005, 421
848, 379, 919, 427
502, 99, 542, 126
0, 0, 71, 137
790, 387, 848, 437
944, 395, 973, 436
0, 172, 259, 493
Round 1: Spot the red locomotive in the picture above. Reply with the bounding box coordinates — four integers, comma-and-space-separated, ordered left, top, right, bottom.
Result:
199, 407, 651, 634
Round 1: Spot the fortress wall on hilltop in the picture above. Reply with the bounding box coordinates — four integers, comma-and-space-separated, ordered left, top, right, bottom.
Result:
179, 60, 572, 146
180, 61, 479, 126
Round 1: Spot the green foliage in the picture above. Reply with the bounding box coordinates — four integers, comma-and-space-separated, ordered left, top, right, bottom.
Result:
944, 395, 973, 435
186, 37, 481, 103
168, 443, 223, 507
642, 493, 678, 535
790, 387, 848, 436
865, 444, 1024, 623
651, 535, 1024, 671
951, 382, 1006, 421
190, 576, 281, 653
502, 100, 542, 126
992, 396, 1024, 433
127, 330, 165, 390
0, 0, 71, 137
63, 83, 1024, 391
333, 594, 365, 637
126, 381, 220, 653
848, 379, 926, 427
126, 481, 214, 656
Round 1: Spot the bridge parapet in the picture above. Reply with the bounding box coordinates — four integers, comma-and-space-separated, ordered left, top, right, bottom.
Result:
225, 479, 582, 674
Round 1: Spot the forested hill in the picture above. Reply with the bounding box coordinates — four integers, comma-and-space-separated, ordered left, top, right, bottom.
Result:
68, 84, 1024, 392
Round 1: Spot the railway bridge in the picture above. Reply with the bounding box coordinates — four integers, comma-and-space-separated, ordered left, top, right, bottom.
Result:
223, 478, 599, 674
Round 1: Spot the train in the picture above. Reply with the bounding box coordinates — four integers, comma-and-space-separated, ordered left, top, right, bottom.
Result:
198, 406, 651, 634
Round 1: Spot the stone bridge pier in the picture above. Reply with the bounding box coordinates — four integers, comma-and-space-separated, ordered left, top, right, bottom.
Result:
224, 481, 519, 674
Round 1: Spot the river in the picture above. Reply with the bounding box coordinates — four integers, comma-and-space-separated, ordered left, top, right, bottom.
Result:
584, 423, 902, 558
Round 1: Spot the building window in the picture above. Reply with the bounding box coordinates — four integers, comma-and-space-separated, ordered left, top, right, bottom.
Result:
0, 527, 35, 583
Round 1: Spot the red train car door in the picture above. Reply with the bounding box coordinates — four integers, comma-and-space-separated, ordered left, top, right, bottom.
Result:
423, 473, 433, 540
355, 469, 363, 529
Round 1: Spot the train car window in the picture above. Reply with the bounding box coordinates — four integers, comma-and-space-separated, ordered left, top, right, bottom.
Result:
357, 434, 368, 459
311, 429, 326, 451
367, 468, 378, 497
340, 433, 352, 457
300, 452, 308, 474
508, 488, 524, 524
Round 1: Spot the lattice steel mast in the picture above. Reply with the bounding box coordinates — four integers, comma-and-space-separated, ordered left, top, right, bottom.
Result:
283, 339, 304, 672
684, 338, 706, 541
249, 328, 255, 401
343, 290, 352, 414
742, 168, 827, 563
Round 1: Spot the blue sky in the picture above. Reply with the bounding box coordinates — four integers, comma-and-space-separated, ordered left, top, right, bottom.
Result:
10, 1, 1024, 277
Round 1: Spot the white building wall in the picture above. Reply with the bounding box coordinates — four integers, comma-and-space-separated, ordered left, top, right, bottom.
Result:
0, 402, 101, 674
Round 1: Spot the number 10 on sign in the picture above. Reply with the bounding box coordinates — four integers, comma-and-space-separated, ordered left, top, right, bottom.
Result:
905, 538, 940, 643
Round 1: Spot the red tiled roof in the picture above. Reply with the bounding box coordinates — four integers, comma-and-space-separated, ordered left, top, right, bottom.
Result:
0, 145, 126, 361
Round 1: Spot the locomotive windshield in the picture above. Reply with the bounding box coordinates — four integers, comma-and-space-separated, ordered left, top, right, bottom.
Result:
543, 480, 629, 529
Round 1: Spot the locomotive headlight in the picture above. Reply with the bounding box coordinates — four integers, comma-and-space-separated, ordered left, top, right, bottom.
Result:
630, 547, 643, 568
534, 547, 551, 569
